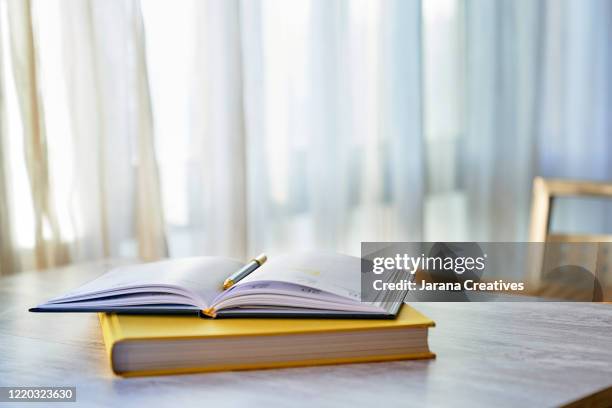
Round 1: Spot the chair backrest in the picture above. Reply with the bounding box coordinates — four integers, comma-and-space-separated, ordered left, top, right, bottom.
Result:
529, 177, 612, 242
528, 177, 612, 301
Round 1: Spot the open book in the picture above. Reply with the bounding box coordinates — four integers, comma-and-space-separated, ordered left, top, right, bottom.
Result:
31, 252, 406, 318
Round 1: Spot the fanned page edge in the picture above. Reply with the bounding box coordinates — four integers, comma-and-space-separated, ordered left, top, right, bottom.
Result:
204, 283, 391, 318
31, 256, 248, 314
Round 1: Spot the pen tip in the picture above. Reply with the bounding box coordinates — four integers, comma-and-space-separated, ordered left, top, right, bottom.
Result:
223, 279, 234, 290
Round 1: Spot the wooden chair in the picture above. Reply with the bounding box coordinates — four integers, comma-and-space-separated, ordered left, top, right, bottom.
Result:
528, 177, 612, 301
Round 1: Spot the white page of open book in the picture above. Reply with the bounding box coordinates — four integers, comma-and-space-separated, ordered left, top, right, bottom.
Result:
47, 257, 244, 308
238, 252, 362, 301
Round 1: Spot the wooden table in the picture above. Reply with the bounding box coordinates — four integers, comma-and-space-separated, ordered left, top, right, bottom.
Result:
1, 260, 611, 407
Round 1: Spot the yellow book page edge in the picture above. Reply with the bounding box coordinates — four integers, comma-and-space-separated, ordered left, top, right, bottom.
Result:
115, 352, 436, 377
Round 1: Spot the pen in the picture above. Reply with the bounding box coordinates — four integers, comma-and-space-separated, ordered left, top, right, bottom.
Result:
223, 253, 267, 290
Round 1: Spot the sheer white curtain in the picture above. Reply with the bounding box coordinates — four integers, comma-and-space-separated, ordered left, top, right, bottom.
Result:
0, 0, 167, 273
1, 0, 423, 274
462, 0, 541, 241
142, 0, 248, 259
426, 0, 612, 242
537, 0, 612, 234
241, 0, 423, 256
2, 0, 612, 276
59, 0, 167, 262
142, 0, 423, 259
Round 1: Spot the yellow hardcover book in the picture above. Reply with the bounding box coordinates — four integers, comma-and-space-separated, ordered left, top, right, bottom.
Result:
98, 305, 435, 377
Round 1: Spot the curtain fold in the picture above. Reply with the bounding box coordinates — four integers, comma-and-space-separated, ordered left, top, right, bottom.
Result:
462, 0, 541, 241
6, 0, 68, 269
58, 0, 108, 261
64, 0, 168, 262
131, 0, 168, 261
0, 27, 17, 274
194, 0, 247, 259
0, 130, 15, 275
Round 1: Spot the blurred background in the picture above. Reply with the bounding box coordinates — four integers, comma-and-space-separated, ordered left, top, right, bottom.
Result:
1, 0, 611, 275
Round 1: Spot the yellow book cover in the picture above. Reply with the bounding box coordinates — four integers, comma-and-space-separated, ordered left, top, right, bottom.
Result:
98, 305, 435, 377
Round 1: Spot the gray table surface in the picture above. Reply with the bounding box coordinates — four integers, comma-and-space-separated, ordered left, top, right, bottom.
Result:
1, 260, 611, 408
